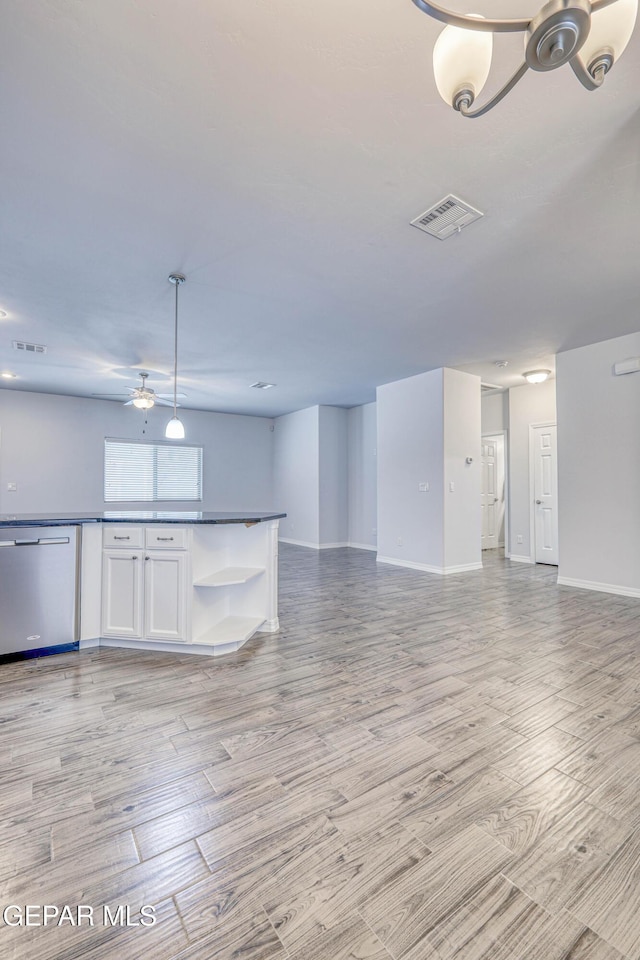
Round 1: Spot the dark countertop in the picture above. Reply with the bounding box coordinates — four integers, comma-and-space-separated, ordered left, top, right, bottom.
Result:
0, 511, 286, 527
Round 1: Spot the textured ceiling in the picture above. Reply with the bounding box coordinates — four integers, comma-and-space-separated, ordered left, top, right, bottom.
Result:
1, 0, 639, 416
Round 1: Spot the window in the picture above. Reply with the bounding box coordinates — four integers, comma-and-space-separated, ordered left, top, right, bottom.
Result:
104, 439, 203, 502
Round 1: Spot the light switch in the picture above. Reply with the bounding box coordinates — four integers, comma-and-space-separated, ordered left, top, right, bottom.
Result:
418, 482, 429, 492
7, 482, 16, 492
449, 481, 455, 492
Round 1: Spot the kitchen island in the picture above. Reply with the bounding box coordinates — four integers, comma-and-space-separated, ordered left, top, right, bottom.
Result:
0, 511, 284, 658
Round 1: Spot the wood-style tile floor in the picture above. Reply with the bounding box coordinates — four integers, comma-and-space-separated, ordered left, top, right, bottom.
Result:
2, 545, 640, 959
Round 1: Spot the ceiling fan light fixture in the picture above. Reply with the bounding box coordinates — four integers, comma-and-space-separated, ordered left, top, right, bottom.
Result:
411, 0, 636, 116
133, 394, 155, 410
523, 369, 551, 383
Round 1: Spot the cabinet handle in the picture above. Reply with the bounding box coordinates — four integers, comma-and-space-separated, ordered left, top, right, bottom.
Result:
156, 536, 174, 541
114, 535, 130, 540
145, 556, 150, 560
132, 555, 139, 560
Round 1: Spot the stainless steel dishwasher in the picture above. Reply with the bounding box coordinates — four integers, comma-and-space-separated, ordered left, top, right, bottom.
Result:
0, 526, 80, 658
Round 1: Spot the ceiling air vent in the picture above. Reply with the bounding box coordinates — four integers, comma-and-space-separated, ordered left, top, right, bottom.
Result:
12, 340, 47, 354
410, 194, 483, 240
481, 382, 503, 392
251, 381, 275, 389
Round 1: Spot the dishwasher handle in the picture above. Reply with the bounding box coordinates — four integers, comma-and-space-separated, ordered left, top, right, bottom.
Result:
0, 537, 71, 547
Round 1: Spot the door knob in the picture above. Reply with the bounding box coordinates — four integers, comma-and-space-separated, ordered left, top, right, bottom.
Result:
493, 497, 499, 503
536, 499, 542, 504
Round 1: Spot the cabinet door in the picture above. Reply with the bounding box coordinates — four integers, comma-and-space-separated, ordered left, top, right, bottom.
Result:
102, 551, 143, 638
143, 551, 188, 642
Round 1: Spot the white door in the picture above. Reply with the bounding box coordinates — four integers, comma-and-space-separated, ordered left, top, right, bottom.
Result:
481, 436, 505, 550
102, 551, 143, 637
144, 551, 188, 642
533, 424, 559, 565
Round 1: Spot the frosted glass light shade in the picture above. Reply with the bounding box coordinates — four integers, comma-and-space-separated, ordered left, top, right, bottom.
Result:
165, 416, 185, 439
133, 395, 154, 409
580, 0, 637, 67
433, 20, 493, 106
523, 369, 551, 384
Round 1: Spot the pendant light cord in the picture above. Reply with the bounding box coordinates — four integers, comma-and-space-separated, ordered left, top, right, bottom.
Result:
173, 278, 179, 418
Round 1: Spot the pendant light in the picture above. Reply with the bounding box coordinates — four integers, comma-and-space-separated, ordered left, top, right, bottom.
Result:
166, 273, 185, 440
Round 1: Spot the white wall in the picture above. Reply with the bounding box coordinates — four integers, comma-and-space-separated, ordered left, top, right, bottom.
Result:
273, 406, 320, 545
507, 379, 556, 560
557, 332, 640, 596
319, 406, 348, 547
443, 368, 482, 570
377, 369, 446, 570
377, 368, 481, 573
0, 389, 275, 514
482, 391, 508, 435
347, 403, 377, 550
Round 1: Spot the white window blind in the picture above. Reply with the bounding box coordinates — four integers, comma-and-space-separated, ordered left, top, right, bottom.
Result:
104, 439, 203, 502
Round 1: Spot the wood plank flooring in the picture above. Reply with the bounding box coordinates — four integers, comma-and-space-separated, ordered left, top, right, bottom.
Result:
1, 545, 640, 959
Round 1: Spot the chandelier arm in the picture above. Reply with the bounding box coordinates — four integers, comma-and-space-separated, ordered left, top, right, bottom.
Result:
458, 62, 529, 118
411, 0, 530, 32
569, 54, 605, 90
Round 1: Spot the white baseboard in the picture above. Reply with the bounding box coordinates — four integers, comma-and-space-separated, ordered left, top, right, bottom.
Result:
445, 562, 484, 575
261, 618, 280, 633
348, 542, 377, 552
83, 635, 255, 657
377, 556, 482, 576
557, 576, 640, 599
279, 538, 350, 550
79, 637, 100, 649
279, 537, 320, 549
509, 554, 534, 564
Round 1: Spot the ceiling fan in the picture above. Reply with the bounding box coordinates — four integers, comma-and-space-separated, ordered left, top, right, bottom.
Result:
93, 371, 186, 410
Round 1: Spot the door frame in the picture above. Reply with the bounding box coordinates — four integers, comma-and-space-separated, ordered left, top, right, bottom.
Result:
528, 421, 558, 565
481, 430, 509, 559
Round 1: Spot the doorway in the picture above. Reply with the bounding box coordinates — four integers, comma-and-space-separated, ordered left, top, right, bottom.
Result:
481, 434, 506, 551
530, 423, 559, 565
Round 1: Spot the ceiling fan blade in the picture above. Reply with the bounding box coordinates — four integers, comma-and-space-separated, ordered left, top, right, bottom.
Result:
153, 397, 180, 407
92, 392, 132, 398
123, 399, 136, 406
156, 393, 187, 399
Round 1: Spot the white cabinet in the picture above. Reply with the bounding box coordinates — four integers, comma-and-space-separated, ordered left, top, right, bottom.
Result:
143, 551, 188, 642
102, 550, 144, 638
101, 527, 189, 643
96, 520, 280, 656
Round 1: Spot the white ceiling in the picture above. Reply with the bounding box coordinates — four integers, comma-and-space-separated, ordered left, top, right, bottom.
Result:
1, 0, 639, 417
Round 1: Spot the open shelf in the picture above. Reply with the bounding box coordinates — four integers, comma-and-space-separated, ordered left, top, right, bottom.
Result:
192, 615, 265, 648
193, 566, 265, 588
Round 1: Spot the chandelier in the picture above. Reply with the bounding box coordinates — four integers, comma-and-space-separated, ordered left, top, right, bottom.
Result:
411, 0, 637, 116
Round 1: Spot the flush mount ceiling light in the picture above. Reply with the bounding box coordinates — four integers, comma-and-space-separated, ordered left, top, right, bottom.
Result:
165, 274, 186, 440
523, 369, 552, 383
411, 0, 637, 117
0, 310, 8, 319
1, 372, 16, 379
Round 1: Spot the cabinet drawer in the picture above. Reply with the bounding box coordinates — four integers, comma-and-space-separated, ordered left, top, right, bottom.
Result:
145, 527, 187, 550
103, 526, 143, 548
